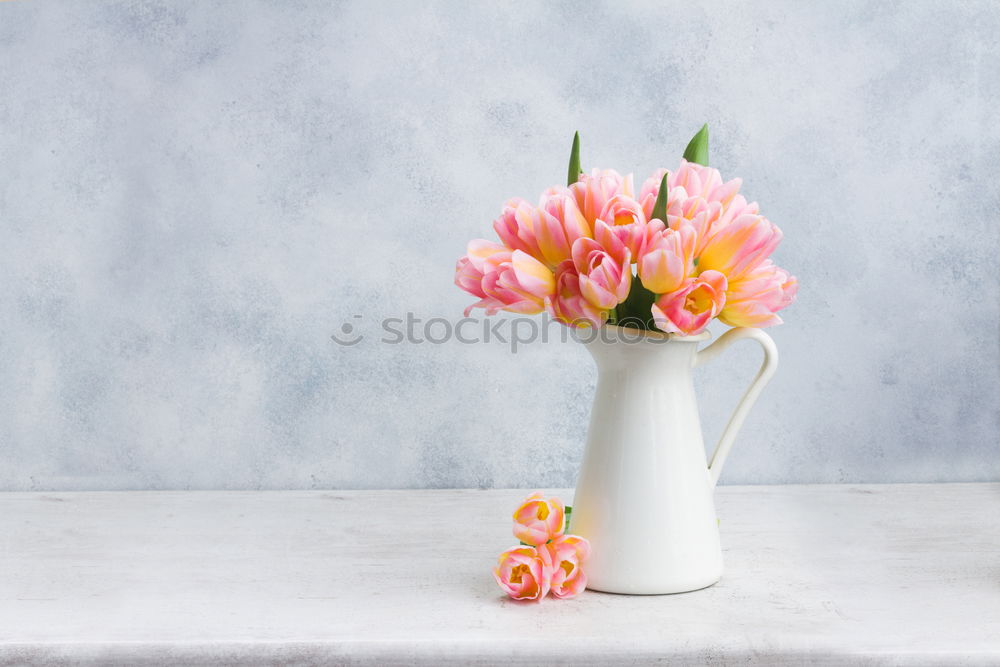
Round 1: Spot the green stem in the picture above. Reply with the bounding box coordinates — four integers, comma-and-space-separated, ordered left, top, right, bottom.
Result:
616, 275, 657, 331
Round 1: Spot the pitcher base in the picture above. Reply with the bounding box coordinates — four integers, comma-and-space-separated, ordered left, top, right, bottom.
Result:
585, 572, 722, 595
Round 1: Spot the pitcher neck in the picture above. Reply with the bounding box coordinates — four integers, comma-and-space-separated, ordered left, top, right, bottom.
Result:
575, 325, 709, 372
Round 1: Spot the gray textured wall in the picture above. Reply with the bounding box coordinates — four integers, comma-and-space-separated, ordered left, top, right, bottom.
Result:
1, 1, 997, 491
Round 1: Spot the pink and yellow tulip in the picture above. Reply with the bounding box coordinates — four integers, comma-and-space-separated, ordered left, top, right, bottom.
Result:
454, 239, 509, 315
719, 261, 798, 328
540, 189, 591, 239
596, 194, 657, 258
639, 163, 748, 255
672, 159, 741, 207
493, 546, 552, 601
593, 216, 663, 269
454, 255, 486, 300
549, 261, 609, 328
572, 231, 632, 310
640, 161, 740, 210
481, 250, 555, 315
696, 213, 783, 281
571, 168, 634, 226
600, 193, 646, 228
492, 198, 543, 262
637, 220, 697, 294
512, 492, 566, 546
651, 270, 728, 335
455, 241, 555, 316
534, 192, 591, 267
545, 534, 591, 599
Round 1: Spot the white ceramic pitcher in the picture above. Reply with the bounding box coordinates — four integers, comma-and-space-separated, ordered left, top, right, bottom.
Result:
570, 324, 778, 594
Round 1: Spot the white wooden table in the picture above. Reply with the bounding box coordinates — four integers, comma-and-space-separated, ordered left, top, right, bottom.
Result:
1, 484, 998, 665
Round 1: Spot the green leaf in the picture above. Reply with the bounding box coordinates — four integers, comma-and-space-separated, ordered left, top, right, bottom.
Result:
651, 173, 669, 222
567, 131, 582, 186
564, 505, 573, 532
616, 280, 658, 331
683, 123, 709, 166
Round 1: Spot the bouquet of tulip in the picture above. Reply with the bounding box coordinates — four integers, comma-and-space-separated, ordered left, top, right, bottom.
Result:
493, 493, 590, 601
455, 126, 797, 333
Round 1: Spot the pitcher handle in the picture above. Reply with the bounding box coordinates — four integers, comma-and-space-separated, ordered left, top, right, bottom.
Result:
694, 327, 779, 487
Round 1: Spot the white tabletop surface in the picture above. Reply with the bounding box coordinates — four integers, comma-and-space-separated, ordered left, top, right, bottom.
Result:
1, 483, 998, 665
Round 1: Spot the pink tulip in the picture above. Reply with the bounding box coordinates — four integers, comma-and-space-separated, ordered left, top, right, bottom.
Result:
639, 160, 740, 209
710, 192, 759, 229
493, 545, 553, 601
548, 261, 609, 328
651, 270, 728, 335
637, 220, 697, 294
595, 217, 664, 265
454, 240, 510, 314
696, 213, 783, 281
596, 194, 656, 258
534, 192, 591, 267
672, 159, 741, 206
599, 193, 645, 227
544, 534, 591, 599
639, 174, 719, 253
492, 198, 544, 262
572, 230, 631, 310
680, 194, 761, 257
481, 250, 555, 315
455, 255, 486, 299
719, 261, 798, 328
512, 492, 565, 546
457, 242, 555, 316
540, 189, 591, 238
639, 162, 748, 255
463, 238, 510, 272
570, 168, 634, 225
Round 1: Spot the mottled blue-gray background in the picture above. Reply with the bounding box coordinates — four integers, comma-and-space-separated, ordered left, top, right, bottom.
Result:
1, 1, 997, 490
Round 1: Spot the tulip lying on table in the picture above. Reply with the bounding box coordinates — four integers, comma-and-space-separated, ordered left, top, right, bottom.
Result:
493, 492, 591, 601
